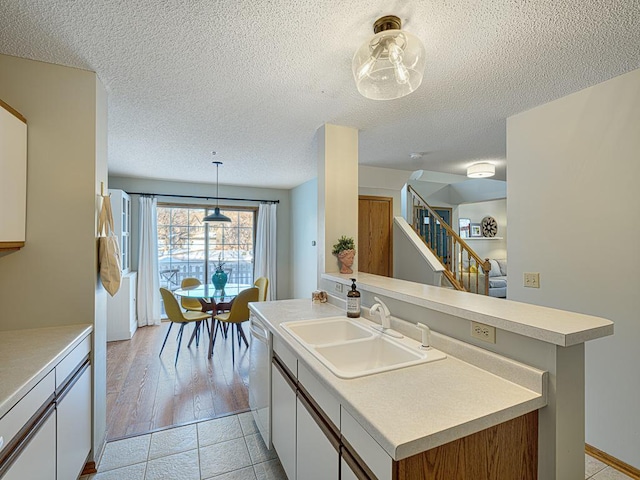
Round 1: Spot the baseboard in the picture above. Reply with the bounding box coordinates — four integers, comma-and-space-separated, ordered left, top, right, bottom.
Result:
586, 444, 640, 479
81, 461, 97, 475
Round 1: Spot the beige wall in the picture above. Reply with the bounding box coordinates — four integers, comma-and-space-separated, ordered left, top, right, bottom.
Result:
317, 124, 359, 276
507, 68, 640, 469
0, 54, 108, 460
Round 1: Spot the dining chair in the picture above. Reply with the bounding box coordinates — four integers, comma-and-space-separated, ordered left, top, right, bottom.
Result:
159, 288, 212, 366
211, 287, 259, 362
180, 277, 212, 347
254, 276, 269, 302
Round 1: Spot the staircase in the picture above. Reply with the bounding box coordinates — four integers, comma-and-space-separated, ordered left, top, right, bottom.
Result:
407, 185, 490, 295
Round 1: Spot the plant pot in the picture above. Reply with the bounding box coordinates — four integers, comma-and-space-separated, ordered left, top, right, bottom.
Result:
337, 249, 355, 274
212, 269, 228, 290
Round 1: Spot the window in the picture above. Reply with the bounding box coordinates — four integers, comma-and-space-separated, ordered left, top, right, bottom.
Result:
157, 205, 255, 291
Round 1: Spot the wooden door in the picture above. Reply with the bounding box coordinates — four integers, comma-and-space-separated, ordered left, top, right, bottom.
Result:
358, 196, 393, 277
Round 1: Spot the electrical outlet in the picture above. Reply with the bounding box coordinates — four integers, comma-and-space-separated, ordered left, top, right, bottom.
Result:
334, 283, 343, 293
471, 321, 496, 343
524, 272, 540, 288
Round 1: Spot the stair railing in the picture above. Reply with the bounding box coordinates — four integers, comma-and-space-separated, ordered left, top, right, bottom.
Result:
407, 185, 490, 295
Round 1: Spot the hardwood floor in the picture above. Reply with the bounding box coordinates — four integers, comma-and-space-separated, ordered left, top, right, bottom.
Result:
106, 320, 250, 441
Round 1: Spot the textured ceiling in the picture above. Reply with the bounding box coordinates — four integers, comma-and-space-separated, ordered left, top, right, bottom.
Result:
1, 1, 638, 188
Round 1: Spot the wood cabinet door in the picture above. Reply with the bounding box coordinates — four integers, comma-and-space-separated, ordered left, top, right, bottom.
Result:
358, 196, 393, 276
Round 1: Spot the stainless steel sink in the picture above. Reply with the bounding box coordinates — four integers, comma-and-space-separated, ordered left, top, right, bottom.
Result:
281, 317, 446, 379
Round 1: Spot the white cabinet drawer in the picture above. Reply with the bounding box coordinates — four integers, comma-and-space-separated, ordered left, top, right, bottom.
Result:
2, 410, 56, 480
273, 335, 297, 377
298, 363, 340, 429
0, 370, 55, 450
56, 334, 90, 388
341, 408, 393, 480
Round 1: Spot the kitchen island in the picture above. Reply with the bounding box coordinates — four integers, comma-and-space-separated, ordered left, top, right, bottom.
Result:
251, 272, 613, 479
250, 299, 547, 479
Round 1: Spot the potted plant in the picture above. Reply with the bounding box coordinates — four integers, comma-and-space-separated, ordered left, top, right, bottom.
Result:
211, 253, 228, 290
332, 236, 356, 274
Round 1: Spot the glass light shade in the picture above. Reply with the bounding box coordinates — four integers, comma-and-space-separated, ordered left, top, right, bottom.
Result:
467, 163, 496, 178
352, 29, 426, 100
203, 207, 231, 223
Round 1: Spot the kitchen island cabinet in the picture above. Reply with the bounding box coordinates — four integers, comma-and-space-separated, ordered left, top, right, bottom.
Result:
251, 299, 546, 480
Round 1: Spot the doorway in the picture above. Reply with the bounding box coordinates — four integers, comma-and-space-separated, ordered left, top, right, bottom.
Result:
358, 196, 393, 277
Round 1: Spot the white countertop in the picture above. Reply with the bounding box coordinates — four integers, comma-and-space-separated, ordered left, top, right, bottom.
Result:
323, 272, 613, 346
249, 299, 547, 461
0, 324, 93, 418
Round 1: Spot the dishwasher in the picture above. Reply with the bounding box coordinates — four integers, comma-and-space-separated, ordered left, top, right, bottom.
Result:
249, 313, 272, 448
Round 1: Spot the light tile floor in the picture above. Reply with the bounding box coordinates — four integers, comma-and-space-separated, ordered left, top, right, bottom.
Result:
585, 454, 636, 479
80, 412, 286, 480
82, 412, 635, 480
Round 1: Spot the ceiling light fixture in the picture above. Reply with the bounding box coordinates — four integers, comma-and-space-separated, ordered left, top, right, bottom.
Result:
467, 163, 496, 178
203, 160, 231, 223
352, 15, 426, 101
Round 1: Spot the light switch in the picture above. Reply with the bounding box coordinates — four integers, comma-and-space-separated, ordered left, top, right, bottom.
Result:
524, 272, 540, 288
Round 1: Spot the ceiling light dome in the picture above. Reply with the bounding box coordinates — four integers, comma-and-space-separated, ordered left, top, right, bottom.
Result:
467, 163, 496, 178
352, 15, 426, 101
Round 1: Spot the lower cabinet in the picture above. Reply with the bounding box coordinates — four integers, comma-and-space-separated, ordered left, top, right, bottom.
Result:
271, 361, 296, 480
340, 458, 359, 480
0, 334, 92, 480
57, 364, 92, 480
296, 396, 339, 480
2, 409, 56, 480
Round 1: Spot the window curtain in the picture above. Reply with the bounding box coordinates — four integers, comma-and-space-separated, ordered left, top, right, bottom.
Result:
137, 196, 161, 326
254, 203, 277, 300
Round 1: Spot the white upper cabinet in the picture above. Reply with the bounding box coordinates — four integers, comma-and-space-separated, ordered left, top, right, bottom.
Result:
108, 189, 131, 273
0, 99, 27, 249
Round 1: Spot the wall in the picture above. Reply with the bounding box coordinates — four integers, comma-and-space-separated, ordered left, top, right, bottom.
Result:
317, 124, 359, 276
458, 199, 507, 261
0, 54, 108, 461
290, 178, 318, 299
359, 165, 411, 217
393, 218, 443, 286
108, 176, 292, 300
507, 68, 640, 468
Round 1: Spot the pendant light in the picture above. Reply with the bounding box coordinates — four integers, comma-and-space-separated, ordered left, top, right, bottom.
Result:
352, 15, 426, 100
203, 161, 231, 223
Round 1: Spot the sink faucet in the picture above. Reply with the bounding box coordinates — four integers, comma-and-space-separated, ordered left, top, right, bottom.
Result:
370, 297, 391, 330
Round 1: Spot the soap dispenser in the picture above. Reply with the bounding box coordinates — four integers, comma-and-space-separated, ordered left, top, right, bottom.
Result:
346, 278, 361, 318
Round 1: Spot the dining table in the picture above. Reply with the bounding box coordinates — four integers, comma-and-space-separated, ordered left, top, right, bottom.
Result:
173, 283, 252, 358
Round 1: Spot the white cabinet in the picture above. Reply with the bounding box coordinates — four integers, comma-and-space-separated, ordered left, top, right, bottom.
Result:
57, 365, 91, 480
108, 189, 131, 273
2, 412, 56, 480
107, 271, 137, 341
0, 99, 27, 250
296, 397, 339, 480
0, 333, 92, 480
271, 360, 297, 480
340, 458, 359, 480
